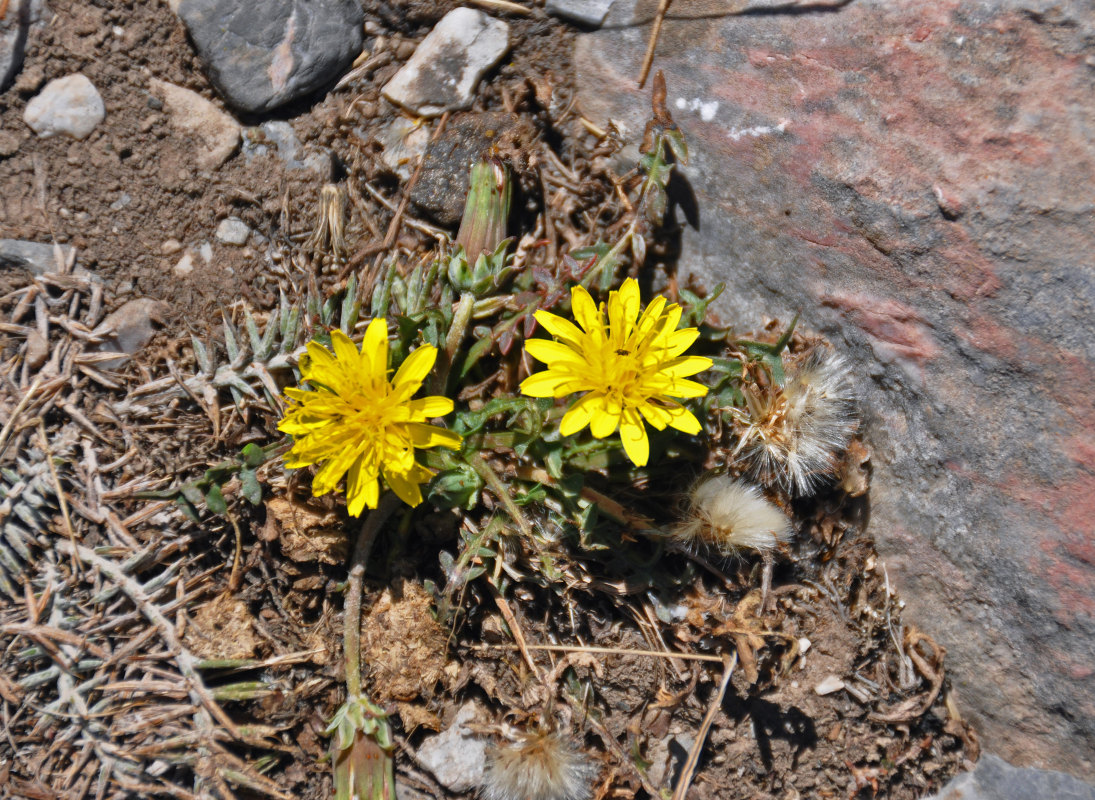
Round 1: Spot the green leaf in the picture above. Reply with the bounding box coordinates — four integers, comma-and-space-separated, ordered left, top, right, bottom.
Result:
240, 468, 263, 505
241, 443, 266, 468
176, 495, 201, 523
427, 464, 483, 510
458, 335, 494, 380
665, 128, 689, 164
544, 446, 563, 479
204, 484, 227, 515
181, 484, 205, 507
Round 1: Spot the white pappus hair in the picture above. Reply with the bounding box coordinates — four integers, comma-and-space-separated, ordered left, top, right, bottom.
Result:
738, 348, 858, 496
480, 730, 597, 800
674, 475, 792, 556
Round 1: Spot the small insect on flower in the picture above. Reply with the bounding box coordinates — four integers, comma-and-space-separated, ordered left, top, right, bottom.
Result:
733, 347, 858, 496
674, 475, 792, 556
481, 729, 597, 800
519, 277, 712, 467
278, 319, 462, 515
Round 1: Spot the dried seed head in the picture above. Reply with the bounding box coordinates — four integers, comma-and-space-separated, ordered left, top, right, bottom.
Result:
480, 730, 596, 800
674, 475, 792, 555
735, 348, 858, 496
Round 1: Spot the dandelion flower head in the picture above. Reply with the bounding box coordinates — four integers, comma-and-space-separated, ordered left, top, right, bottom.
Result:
520, 278, 712, 466
278, 320, 461, 515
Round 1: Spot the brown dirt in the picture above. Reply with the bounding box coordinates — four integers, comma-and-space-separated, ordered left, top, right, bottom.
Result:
0, 2, 972, 799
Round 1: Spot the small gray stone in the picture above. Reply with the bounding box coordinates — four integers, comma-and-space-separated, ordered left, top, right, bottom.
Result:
382, 8, 509, 118
925, 754, 1095, 800
150, 79, 240, 170
415, 701, 486, 793
24, 74, 105, 139
0, 239, 74, 276
259, 120, 300, 162
0, 0, 44, 91
177, 0, 364, 114
546, 0, 615, 27
243, 120, 330, 173
215, 217, 250, 246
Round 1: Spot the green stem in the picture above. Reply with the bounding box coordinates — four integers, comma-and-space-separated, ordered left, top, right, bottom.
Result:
468, 452, 534, 542
344, 492, 401, 698
435, 291, 476, 394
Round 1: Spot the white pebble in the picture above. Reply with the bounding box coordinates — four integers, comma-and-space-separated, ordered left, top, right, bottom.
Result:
814, 675, 845, 696
216, 217, 250, 246
24, 74, 105, 139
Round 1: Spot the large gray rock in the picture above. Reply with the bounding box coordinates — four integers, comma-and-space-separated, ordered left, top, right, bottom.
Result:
176, 0, 363, 114
926, 754, 1095, 800
574, 0, 1095, 781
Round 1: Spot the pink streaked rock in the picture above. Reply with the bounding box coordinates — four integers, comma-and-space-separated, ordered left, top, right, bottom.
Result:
574, 0, 1095, 779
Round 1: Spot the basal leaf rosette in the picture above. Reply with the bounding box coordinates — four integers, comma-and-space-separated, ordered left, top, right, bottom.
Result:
520, 278, 712, 466
278, 319, 462, 514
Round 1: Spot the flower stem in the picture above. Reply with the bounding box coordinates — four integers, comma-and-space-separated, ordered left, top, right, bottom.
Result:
435, 291, 476, 394
468, 452, 534, 542
344, 492, 401, 698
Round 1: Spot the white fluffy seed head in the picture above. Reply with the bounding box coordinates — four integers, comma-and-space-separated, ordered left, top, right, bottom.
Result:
738, 348, 858, 496
480, 730, 597, 800
674, 475, 792, 556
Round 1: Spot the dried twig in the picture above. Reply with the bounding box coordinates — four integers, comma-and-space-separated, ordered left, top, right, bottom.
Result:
671, 652, 737, 800
638, 0, 672, 88
471, 642, 725, 663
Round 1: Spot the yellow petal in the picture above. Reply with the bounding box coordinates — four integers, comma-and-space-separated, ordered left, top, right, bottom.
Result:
408, 396, 454, 419
345, 456, 380, 516
608, 279, 641, 342
664, 377, 710, 398
313, 446, 356, 496
663, 403, 703, 434
393, 344, 437, 394
407, 422, 462, 450
663, 327, 700, 358
619, 409, 650, 466
330, 328, 360, 366
360, 317, 389, 375
383, 463, 431, 507
520, 369, 572, 398
524, 338, 585, 367
570, 284, 602, 334
559, 392, 599, 436
660, 355, 712, 378
534, 310, 585, 347
588, 398, 620, 439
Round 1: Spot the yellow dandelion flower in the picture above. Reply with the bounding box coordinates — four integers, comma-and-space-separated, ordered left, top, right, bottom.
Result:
278, 319, 462, 514
520, 278, 712, 466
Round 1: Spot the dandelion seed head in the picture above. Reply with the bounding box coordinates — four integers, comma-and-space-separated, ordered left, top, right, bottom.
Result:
480, 730, 597, 800
735, 348, 858, 496
520, 278, 712, 467
674, 475, 792, 555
